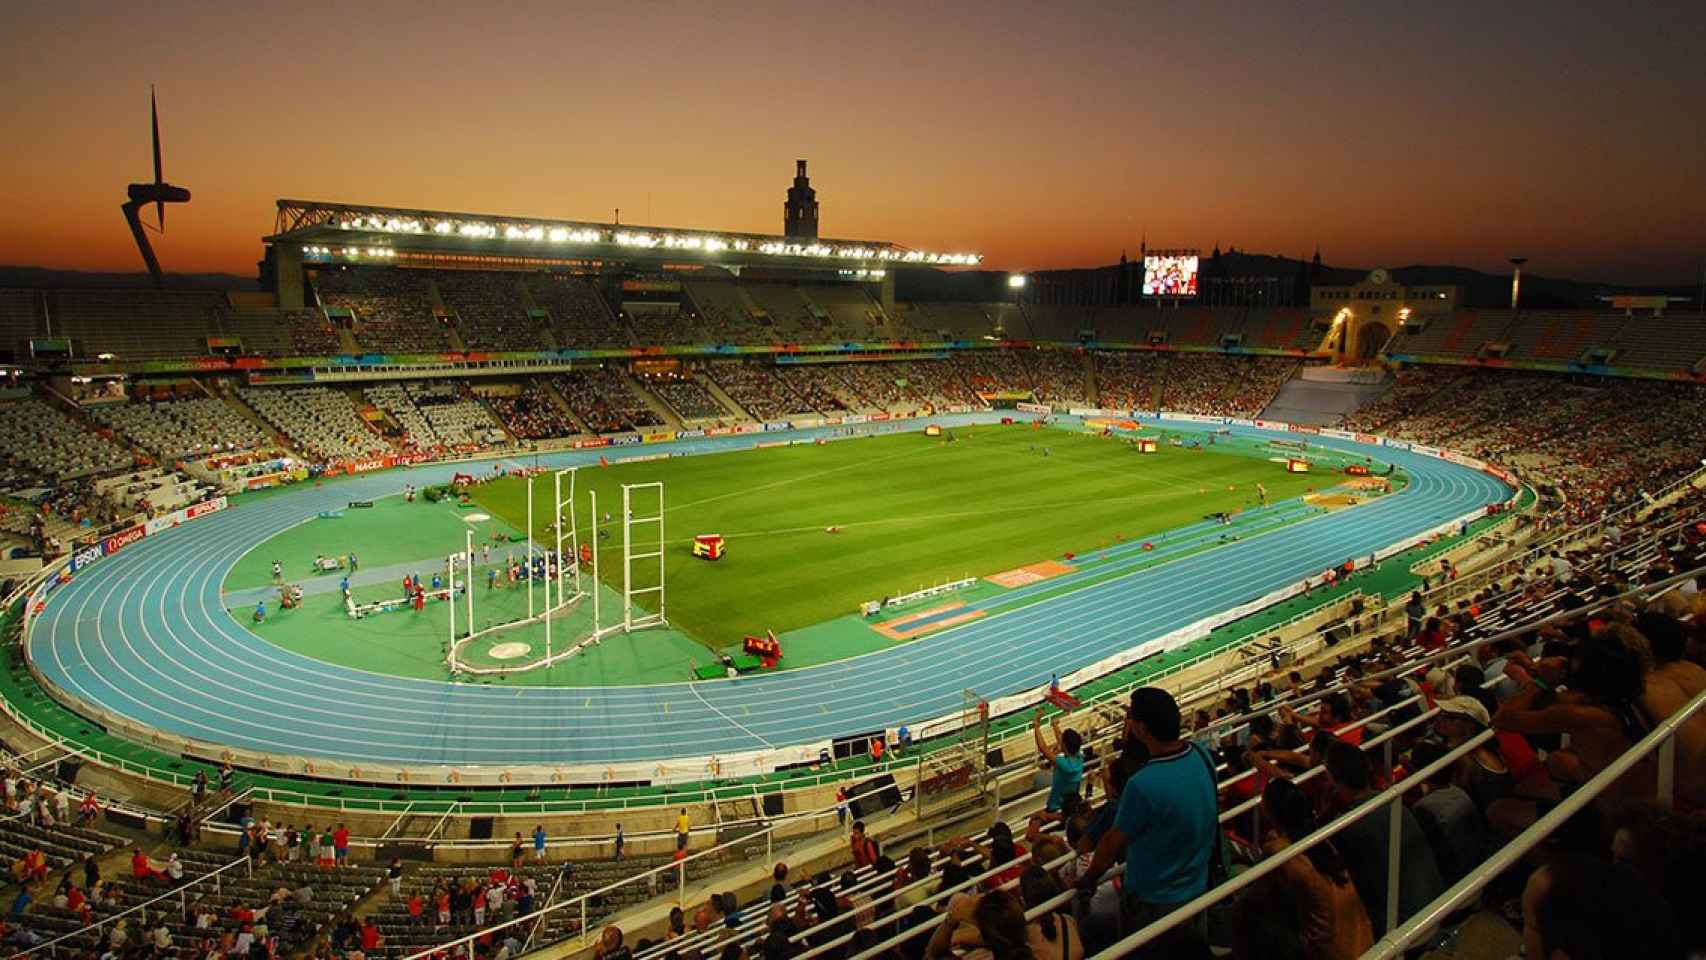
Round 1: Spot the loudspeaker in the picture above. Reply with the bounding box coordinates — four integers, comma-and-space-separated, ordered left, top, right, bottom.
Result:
851, 774, 902, 817
469, 817, 494, 840
761, 793, 784, 817
105, 808, 148, 831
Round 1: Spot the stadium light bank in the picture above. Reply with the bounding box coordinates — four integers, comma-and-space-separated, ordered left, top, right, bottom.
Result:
322, 213, 982, 266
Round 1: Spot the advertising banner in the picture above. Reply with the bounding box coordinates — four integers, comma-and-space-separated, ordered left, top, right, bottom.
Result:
763, 421, 791, 432
641, 431, 677, 444
675, 428, 705, 439
607, 434, 642, 446
841, 415, 869, 425
69, 541, 105, 573
572, 437, 610, 449
101, 524, 146, 558
1016, 402, 1051, 414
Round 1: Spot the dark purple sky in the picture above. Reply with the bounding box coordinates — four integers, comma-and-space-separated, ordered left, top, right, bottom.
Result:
3, 1, 1702, 283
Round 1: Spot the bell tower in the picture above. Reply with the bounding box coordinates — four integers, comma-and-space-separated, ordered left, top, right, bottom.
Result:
783, 159, 819, 239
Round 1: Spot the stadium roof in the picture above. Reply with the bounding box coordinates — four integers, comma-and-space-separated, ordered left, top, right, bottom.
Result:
268, 198, 981, 272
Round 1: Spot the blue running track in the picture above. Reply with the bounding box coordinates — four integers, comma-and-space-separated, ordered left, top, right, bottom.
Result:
27, 416, 1509, 768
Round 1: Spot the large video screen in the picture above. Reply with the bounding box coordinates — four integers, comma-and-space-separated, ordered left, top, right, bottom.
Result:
1143, 255, 1199, 297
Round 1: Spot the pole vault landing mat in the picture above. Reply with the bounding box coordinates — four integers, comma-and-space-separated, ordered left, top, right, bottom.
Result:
872, 601, 987, 641
985, 559, 1075, 589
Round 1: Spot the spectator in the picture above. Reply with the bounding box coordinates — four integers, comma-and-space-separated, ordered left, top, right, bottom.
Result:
1520, 855, 1682, 960
849, 821, 879, 869
1237, 778, 1372, 960
1321, 739, 1444, 936
1079, 687, 1217, 952
1033, 708, 1085, 814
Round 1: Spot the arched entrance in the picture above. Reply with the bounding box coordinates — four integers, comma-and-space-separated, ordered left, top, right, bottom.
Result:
1353, 320, 1391, 360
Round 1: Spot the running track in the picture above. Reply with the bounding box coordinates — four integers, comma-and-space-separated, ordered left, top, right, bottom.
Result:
27, 416, 1510, 769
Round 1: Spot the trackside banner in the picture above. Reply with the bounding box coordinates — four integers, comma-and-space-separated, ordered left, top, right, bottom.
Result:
790, 417, 824, 429
1319, 428, 1355, 441
841, 415, 869, 425
763, 421, 791, 432
69, 542, 105, 573
572, 438, 609, 449
641, 431, 676, 444
607, 434, 642, 446
1016, 402, 1051, 414
101, 524, 146, 557
1254, 419, 1291, 431
675, 428, 705, 439
69, 496, 231, 573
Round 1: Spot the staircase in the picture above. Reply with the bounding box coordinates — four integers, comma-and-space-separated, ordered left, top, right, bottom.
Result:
699, 373, 752, 421
540, 379, 592, 434
623, 373, 682, 430
1259, 366, 1392, 426
216, 385, 294, 451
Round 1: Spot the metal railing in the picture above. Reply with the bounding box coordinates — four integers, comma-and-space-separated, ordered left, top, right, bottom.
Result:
1090, 685, 1705, 960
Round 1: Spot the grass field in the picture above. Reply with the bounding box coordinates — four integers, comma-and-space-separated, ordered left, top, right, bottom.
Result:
470, 424, 1324, 647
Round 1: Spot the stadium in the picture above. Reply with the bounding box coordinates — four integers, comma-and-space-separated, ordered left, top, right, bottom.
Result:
3, 70, 1706, 960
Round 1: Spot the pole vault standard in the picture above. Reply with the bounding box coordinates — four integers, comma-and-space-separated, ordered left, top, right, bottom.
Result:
446, 467, 592, 674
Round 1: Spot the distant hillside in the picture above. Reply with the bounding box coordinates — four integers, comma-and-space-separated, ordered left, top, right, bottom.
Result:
0, 266, 256, 290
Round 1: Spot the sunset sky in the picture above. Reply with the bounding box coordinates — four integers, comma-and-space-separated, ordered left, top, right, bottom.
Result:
4, 1, 1703, 283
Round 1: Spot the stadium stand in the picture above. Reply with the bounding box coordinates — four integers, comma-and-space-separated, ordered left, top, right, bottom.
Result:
950, 349, 1031, 399
775, 365, 852, 415
0, 396, 135, 480
646, 374, 731, 422
704, 363, 804, 420
798, 284, 887, 340
1606, 313, 1706, 370
435, 271, 548, 352
550, 369, 663, 433
485, 379, 580, 440
1384, 308, 1511, 359
0, 289, 45, 360
237, 385, 391, 463
314, 268, 448, 354
742, 283, 821, 341
1022, 349, 1090, 406
624, 303, 705, 346
88, 395, 269, 462
47, 289, 230, 360
526, 275, 626, 348
1088, 352, 1294, 417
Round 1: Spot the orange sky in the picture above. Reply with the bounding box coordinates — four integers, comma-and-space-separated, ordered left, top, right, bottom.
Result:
3, 2, 1703, 284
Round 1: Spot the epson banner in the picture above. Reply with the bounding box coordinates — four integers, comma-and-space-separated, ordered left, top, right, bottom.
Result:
69, 542, 105, 573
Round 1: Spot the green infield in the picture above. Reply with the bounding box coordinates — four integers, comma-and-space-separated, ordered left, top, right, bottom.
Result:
469, 424, 1326, 649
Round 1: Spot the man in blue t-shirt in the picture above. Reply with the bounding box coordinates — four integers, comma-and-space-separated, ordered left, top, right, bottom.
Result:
1079, 687, 1218, 947
1032, 707, 1084, 813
